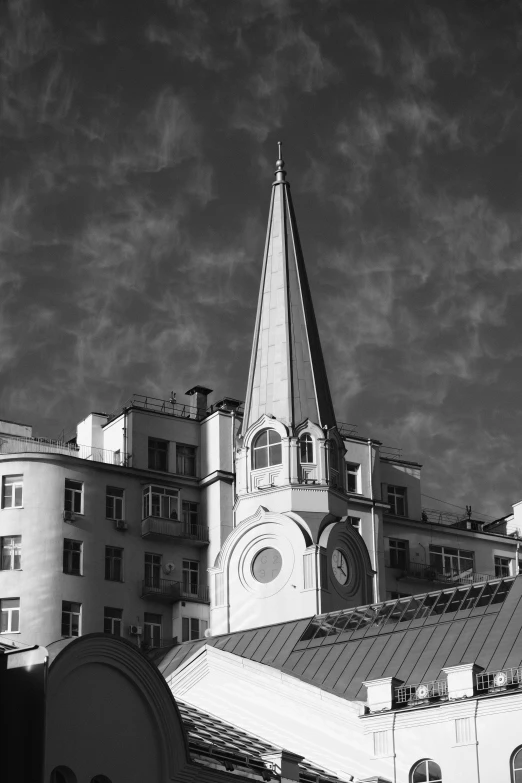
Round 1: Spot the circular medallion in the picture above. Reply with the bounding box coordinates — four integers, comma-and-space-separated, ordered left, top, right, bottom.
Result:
416, 684, 429, 700
331, 548, 349, 585
494, 671, 507, 687
252, 547, 282, 583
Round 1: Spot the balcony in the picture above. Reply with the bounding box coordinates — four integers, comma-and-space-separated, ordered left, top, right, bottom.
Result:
141, 517, 209, 545
140, 578, 209, 603
0, 434, 127, 465
396, 560, 494, 586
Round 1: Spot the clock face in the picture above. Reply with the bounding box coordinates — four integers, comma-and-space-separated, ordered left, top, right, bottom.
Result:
331, 548, 349, 585
252, 547, 282, 583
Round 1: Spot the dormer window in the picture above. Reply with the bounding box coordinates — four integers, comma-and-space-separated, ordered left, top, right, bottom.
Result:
252, 429, 282, 469
299, 433, 314, 463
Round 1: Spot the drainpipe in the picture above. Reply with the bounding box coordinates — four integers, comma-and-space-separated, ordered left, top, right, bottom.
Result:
368, 439, 380, 602
123, 408, 128, 467
231, 410, 236, 523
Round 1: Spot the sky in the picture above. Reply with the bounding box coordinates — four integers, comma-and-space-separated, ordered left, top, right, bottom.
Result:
1, 0, 522, 520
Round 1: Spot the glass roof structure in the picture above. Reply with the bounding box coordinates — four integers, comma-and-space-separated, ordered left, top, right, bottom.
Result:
298, 578, 515, 645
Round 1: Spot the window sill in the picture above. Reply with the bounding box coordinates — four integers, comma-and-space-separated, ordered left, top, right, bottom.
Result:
2, 506, 24, 510
0, 569, 22, 572
63, 572, 83, 577
0, 631, 20, 635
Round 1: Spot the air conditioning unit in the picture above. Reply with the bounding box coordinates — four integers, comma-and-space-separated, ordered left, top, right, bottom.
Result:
129, 625, 142, 635
115, 519, 128, 531
63, 510, 75, 523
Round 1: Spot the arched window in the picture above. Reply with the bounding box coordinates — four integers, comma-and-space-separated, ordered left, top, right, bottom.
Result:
411, 759, 442, 783
91, 776, 112, 783
512, 746, 522, 782
252, 430, 282, 469
50, 768, 77, 783
299, 433, 314, 463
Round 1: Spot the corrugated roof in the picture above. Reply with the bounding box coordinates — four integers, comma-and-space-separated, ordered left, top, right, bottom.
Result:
159, 576, 522, 702
178, 699, 343, 783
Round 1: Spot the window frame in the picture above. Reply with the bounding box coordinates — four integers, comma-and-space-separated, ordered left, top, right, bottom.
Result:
148, 438, 169, 472
104, 546, 123, 582
389, 538, 408, 569
103, 606, 122, 636
511, 745, 522, 782
299, 433, 314, 464
252, 429, 282, 470
0, 597, 20, 633
495, 555, 512, 578
144, 612, 162, 647
387, 485, 408, 517
61, 600, 81, 637
182, 500, 199, 527
348, 516, 361, 533
2, 475, 23, 509
142, 485, 179, 520
63, 538, 83, 576
106, 486, 124, 520
346, 463, 360, 493
429, 544, 474, 577
410, 759, 442, 783
182, 616, 208, 642
1, 535, 21, 570
182, 559, 199, 595
176, 443, 197, 476
145, 552, 162, 587
64, 479, 83, 514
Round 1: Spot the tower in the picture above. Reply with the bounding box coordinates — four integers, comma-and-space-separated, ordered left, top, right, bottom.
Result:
209, 147, 374, 634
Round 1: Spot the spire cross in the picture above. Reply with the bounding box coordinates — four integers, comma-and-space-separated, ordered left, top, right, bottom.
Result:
275, 141, 286, 182
278, 141, 282, 160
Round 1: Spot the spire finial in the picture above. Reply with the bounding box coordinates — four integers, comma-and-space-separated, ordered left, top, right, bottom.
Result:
275, 140, 286, 182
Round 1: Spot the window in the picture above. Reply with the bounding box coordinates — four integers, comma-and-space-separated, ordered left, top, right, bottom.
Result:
348, 516, 361, 533
148, 438, 168, 471
145, 552, 161, 588
388, 485, 407, 516
61, 600, 81, 637
512, 746, 522, 782
64, 479, 83, 513
103, 607, 122, 635
176, 444, 197, 476
410, 759, 442, 782
0, 598, 20, 632
2, 475, 23, 508
182, 500, 199, 528
495, 556, 512, 578
50, 766, 77, 783
1, 536, 21, 570
430, 545, 474, 577
105, 546, 123, 581
63, 539, 82, 575
182, 617, 208, 642
252, 430, 282, 469
182, 559, 199, 596
106, 486, 124, 520
346, 464, 360, 493
143, 485, 179, 520
389, 539, 408, 569
144, 612, 162, 647
299, 433, 314, 463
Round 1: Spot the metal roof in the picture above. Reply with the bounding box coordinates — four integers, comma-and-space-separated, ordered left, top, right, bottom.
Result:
158, 575, 522, 702
178, 699, 344, 783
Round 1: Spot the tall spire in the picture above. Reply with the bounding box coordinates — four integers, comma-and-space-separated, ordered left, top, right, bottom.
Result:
242, 144, 336, 433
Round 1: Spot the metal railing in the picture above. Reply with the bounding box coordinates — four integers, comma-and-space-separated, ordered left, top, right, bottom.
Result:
141, 517, 209, 543
398, 560, 493, 585
421, 508, 462, 525
336, 421, 358, 438
477, 666, 522, 692
141, 578, 209, 603
396, 679, 448, 704
380, 445, 403, 460
108, 394, 203, 422
0, 435, 127, 465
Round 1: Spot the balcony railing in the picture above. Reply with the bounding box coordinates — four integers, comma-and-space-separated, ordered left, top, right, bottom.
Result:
0, 435, 126, 465
140, 578, 209, 603
141, 517, 209, 544
397, 560, 493, 586
421, 508, 461, 525
477, 666, 522, 692
396, 679, 448, 705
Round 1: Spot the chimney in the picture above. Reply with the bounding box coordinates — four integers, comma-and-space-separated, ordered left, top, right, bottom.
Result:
185, 386, 213, 420
363, 677, 403, 712
442, 663, 482, 699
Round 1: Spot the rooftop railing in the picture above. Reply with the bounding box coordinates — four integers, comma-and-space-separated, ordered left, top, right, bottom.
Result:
477, 666, 522, 692
380, 445, 403, 460
108, 393, 245, 424
398, 560, 493, 585
395, 679, 448, 705
0, 435, 126, 465
421, 508, 462, 525
336, 421, 358, 438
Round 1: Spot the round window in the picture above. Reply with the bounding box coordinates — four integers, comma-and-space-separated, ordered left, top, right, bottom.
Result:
252, 548, 282, 583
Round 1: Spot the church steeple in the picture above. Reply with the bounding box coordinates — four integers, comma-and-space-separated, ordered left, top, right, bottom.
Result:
242, 145, 336, 433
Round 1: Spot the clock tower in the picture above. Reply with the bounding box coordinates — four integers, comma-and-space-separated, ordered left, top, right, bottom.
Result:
209, 147, 374, 634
